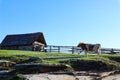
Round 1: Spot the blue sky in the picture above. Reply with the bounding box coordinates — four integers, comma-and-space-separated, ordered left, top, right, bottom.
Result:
0, 0, 120, 48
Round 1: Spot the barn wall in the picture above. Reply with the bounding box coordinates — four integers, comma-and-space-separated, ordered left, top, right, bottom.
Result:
1, 45, 33, 51
18, 46, 33, 50
1, 44, 46, 51
1, 46, 18, 50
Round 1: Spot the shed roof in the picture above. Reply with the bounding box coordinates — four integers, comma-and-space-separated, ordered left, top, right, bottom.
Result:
1, 32, 47, 46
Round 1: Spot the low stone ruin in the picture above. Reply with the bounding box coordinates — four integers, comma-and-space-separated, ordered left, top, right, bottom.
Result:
0, 57, 69, 80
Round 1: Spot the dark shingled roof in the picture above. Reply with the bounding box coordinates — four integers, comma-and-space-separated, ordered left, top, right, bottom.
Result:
1, 32, 47, 46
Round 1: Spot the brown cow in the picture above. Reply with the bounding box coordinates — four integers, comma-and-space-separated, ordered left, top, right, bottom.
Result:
77, 42, 101, 57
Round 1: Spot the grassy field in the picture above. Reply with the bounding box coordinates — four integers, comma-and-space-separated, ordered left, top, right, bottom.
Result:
0, 50, 120, 72
0, 50, 120, 63
0, 50, 83, 63
1, 50, 120, 80
0, 50, 84, 58
0, 50, 120, 61
1, 49, 118, 58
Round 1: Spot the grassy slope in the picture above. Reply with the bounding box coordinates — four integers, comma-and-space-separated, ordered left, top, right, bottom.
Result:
0, 50, 113, 58
1, 50, 120, 80
0, 50, 120, 61
0, 50, 85, 63
0, 50, 84, 58
1, 50, 120, 68
0, 50, 105, 62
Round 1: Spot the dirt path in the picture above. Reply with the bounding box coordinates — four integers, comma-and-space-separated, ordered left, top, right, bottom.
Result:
24, 74, 76, 80
102, 74, 120, 80
23, 71, 120, 80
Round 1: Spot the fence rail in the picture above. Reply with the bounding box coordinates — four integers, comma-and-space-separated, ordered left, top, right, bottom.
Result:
45, 45, 78, 54
45, 45, 120, 54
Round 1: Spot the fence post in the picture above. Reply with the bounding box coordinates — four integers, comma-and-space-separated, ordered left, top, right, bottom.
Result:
50, 46, 52, 52
72, 47, 74, 54
58, 46, 60, 53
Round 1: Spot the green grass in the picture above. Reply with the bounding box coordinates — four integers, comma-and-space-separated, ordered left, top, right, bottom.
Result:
0, 50, 85, 59
0, 50, 107, 58
0, 50, 83, 63
1, 50, 120, 64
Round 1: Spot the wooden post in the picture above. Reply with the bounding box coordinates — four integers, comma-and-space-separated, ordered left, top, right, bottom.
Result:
50, 46, 52, 52
58, 46, 60, 53
72, 47, 74, 54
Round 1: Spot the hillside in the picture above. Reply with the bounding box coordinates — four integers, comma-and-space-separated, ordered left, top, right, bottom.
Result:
0, 50, 120, 70
1, 50, 120, 80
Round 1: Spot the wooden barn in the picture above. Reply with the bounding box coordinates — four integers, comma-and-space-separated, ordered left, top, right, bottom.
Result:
0, 32, 47, 51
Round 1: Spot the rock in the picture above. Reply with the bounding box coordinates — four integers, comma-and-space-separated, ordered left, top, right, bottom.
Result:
0, 60, 15, 70
28, 57, 42, 62
15, 63, 68, 74
23, 74, 76, 80
0, 70, 25, 80
0, 70, 9, 75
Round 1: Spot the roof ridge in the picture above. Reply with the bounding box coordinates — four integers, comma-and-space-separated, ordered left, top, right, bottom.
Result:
7, 32, 43, 36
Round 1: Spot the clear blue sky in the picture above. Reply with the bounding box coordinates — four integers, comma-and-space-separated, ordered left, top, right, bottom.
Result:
0, 0, 120, 48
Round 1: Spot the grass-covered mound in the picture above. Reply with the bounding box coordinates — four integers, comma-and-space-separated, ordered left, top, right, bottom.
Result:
0, 50, 120, 72
59, 58, 120, 71
1, 50, 120, 80
102, 54, 120, 63
0, 50, 83, 63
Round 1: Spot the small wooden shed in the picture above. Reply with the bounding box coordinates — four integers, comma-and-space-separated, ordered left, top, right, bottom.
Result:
0, 32, 47, 51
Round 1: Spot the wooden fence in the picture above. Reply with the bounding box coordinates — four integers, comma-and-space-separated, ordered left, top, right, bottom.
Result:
101, 48, 120, 54
45, 45, 79, 54
45, 45, 120, 54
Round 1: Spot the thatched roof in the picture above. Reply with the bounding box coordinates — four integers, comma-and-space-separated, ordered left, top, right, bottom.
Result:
1, 32, 47, 46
